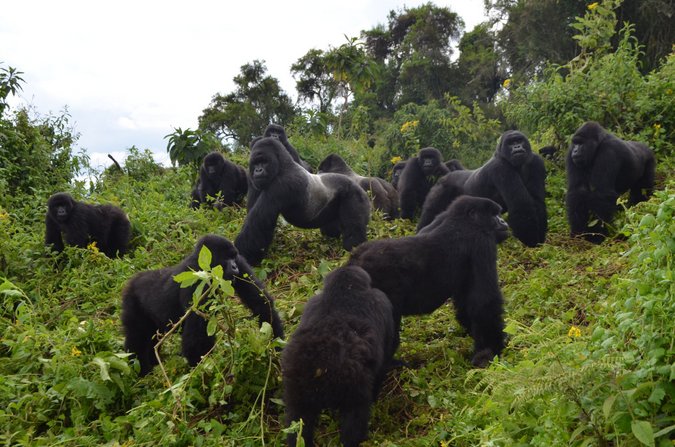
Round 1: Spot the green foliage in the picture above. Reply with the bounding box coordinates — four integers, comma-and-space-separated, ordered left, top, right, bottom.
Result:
0, 63, 24, 117
165, 127, 221, 168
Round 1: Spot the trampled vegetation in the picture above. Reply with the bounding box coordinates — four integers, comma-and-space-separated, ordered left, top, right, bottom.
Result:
1, 1, 673, 446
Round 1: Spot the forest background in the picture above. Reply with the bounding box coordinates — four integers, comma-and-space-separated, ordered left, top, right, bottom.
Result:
0, 0, 673, 445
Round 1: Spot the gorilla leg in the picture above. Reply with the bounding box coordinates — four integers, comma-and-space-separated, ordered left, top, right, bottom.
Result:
320, 220, 341, 238
122, 296, 159, 376
337, 192, 369, 251
181, 312, 214, 367
339, 404, 370, 447
630, 159, 655, 205
286, 407, 318, 447
566, 190, 592, 236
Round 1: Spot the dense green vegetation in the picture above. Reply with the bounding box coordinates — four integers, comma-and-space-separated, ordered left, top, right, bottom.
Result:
1, 1, 673, 445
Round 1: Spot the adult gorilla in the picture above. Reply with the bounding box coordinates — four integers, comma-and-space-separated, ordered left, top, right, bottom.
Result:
121, 235, 284, 376
235, 138, 370, 265
390, 160, 407, 190
190, 152, 247, 209
282, 266, 395, 447
45, 192, 131, 258
417, 131, 547, 247
349, 196, 509, 368
318, 153, 399, 219
398, 147, 450, 219
263, 124, 313, 172
566, 121, 655, 243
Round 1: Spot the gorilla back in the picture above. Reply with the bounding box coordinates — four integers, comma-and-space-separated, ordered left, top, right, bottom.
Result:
235, 138, 370, 265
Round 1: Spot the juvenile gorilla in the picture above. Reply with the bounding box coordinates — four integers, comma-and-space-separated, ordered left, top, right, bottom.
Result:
190, 152, 248, 210
349, 196, 509, 368
566, 121, 655, 243
263, 124, 313, 172
390, 160, 407, 190
121, 235, 284, 376
444, 159, 465, 171
282, 266, 395, 447
418, 131, 547, 247
318, 153, 399, 219
235, 138, 370, 265
45, 192, 131, 258
398, 147, 450, 219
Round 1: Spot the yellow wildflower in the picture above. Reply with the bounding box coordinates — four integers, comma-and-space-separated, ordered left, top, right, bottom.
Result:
0, 210, 9, 221
568, 326, 582, 338
391, 156, 403, 165
653, 123, 661, 130
71, 346, 82, 356
400, 120, 419, 133
588, 2, 599, 10
87, 241, 100, 253
502, 78, 511, 88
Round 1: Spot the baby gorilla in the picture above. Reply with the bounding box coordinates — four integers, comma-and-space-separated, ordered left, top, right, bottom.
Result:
45, 192, 131, 258
121, 235, 284, 376
282, 266, 395, 447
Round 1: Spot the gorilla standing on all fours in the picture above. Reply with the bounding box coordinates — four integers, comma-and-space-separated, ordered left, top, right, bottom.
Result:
318, 153, 399, 219
349, 196, 509, 368
45, 192, 131, 258
390, 160, 407, 190
190, 152, 248, 210
121, 235, 284, 376
398, 147, 450, 219
418, 131, 547, 247
235, 137, 370, 265
566, 121, 655, 243
263, 124, 313, 172
282, 266, 395, 447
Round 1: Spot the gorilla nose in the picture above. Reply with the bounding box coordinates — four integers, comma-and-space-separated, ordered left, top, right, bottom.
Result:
230, 260, 239, 274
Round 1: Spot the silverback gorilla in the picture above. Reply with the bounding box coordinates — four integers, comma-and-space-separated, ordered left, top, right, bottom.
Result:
282, 266, 395, 447
349, 196, 509, 368
566, 121, 655, 243
318, 153, 399, 219
235, 138, 370, 265
263, 124, 313, 172
418, 131, 547, 247
398, 147, 450, 219
121, 235, 284, 376
190, 152, 248, 209
45, 192, 131, 258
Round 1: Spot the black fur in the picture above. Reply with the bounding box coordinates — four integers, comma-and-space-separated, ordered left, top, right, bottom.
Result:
263, 124, 313, 172
318, 154, 399, 219
444, 159, 465, 171
282, 266, 395, 447
235, 138, 370, 265
566, 121, 655, 243
349, 196, 509, 368
418, 131, 547, 247
190, 152, 248, 210
398, 148, 450, 219
121, 235, 284, 376
390, 160, 407, 190
45, 192, 131, 258
539, 145, 558, 160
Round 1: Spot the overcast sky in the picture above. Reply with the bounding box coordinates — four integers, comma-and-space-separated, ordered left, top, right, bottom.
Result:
2, 1, 487, 170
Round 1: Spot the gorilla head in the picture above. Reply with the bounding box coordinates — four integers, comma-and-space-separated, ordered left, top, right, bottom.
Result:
202, 152, 225, 176
263, 123, 288, 143
391, 160, 407, 189
497, 130, 532, 167
47, 192, 75, 223
569, 121, 604, 167
418, 147, 444, 176
249, 139, 285, 190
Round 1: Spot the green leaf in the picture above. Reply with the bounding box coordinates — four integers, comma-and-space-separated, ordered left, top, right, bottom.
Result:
92, 357, 111, 381
647, 385, 665, 405
207, 317, 217, 336
631, 420, 655, 447
603, 394, 617, 420
198, 245, 212, 271
174, 271, 199, 287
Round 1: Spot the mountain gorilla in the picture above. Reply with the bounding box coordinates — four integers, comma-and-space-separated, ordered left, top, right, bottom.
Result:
318, 153, 399, 219
390, 160, 407, 190
539, 145, 558, 160
263, 124, 313, 172
235, 137, 370, 265
190, 152, 248, 210
398, 147, 450, 219
121, 235, 284, 376
45, 192, 131, 258
566, 121, 655, 243
349, 196, 509, 368
417, 131, 547, 247
445, 159, 465, 171
282, 266, 395, 447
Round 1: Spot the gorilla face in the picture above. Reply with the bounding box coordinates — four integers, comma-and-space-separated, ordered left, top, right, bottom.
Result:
47, 193, 75, 223
418, 148, 443, 176
196, 235, 240, 278
263, 124, 287, 143
203, 153, 225, 176
249, 141, 282, 190
499, 131, 532, 167
569, 123, 602, 167
465, 198, 509, 242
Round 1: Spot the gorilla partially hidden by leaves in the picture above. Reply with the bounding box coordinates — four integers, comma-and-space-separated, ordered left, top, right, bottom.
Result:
566, 121, 655, 243
45, 192, 131, 258
318, 153, 399, 219
282, 266, 395, 447
121, 235, 284, 376
418, 131, 547, 247
263, 124, 313, 172
398, 147, 450, 219
235, 137, 370, 265
190, 152, 248, 210
349, 195, 509, 368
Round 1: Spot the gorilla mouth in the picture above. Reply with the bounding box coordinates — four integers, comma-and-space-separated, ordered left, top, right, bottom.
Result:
511, 148, 526, 155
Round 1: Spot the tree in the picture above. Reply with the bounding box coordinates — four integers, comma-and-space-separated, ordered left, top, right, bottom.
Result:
164, 127, 221, 168
291, 49, 339, 115
0, 64, 24, 117
198, 60, 296, 147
